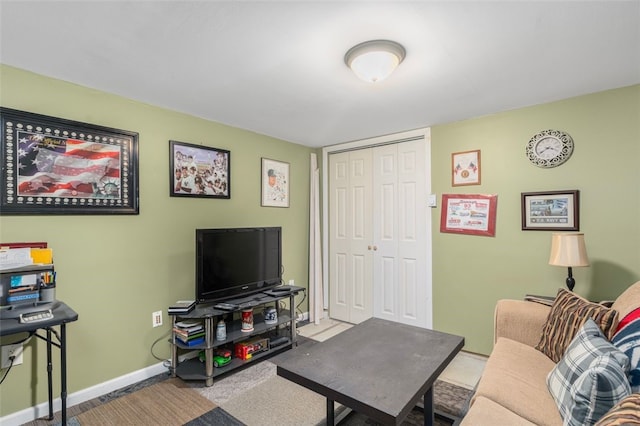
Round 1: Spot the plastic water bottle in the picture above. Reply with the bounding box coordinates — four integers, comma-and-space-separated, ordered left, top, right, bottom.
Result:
216, 319, 226, 341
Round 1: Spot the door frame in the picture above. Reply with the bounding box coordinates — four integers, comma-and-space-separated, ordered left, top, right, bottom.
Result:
321, 128, 433, 324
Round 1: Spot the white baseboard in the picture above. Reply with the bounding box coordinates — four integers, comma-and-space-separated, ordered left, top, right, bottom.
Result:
1, 361, 168, 426
296, 311, 309, 322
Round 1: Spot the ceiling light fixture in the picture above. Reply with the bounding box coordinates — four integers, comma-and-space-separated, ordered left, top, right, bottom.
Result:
344, 40, 406, 83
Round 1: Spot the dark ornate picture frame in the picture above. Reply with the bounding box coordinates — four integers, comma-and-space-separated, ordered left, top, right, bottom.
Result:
0, 107, 139, 215
521, 190, 579, 231
169, 140, 230, 199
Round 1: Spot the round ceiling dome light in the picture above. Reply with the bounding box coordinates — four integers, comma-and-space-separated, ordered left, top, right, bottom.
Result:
344, 40, 406, 83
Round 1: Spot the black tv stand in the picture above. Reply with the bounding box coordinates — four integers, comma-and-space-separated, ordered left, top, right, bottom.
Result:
169, 287, 304, 386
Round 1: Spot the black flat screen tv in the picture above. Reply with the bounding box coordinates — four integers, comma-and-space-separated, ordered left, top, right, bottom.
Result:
196, 227, 282, 303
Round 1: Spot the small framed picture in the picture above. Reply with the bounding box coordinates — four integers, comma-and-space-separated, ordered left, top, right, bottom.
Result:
521, 190, 579, 231
261, 158, 289, 207
440, 193, 498, 237
169, 140, 230, 199
452, 150, 481, 186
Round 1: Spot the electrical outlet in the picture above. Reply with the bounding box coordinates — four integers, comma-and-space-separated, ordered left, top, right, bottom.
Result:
288, 279, 294, 286
1, 344, 23, 369
152, 311, 162, 327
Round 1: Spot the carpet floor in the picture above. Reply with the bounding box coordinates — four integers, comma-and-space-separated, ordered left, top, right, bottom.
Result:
26, 361, 472, 426
25, 336, 473, 426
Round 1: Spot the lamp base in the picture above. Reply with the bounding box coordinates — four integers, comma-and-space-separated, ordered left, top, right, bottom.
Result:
565, 267, 575, 292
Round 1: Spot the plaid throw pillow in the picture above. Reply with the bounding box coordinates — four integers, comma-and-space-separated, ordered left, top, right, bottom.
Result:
536, 288, 619, 363
594, 393, 640, 426
547, 319, 631, 426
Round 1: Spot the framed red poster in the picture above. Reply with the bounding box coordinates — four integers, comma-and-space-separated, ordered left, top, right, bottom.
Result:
440, 194, 498, 237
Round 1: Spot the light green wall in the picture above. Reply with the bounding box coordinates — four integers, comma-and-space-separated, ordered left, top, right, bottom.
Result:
1, 64, 639, 417
431, 85, 640, 354
0, 65, 313, 416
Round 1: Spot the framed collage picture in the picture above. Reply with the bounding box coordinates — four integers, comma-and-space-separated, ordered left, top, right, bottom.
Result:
169, 140, 230, 199
521, 190, 579, 231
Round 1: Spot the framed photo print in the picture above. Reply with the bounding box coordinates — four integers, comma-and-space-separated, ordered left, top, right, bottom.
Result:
169, 140, 230, 199
452, 149, 481, 186
440, 193, 498, 237
0, 107, 139, 215
261, 158, 289, 207
521, 190, 579, 231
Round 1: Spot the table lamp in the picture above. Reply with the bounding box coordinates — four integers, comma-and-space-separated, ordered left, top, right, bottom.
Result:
548, 233, 590, 291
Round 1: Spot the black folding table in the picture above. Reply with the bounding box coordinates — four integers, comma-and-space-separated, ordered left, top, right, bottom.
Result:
1, 301, 78, 425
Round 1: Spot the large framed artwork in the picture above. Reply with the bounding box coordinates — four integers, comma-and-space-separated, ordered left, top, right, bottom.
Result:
521, 190, 579, 231
440, 193, 498, 237
0, 107, 139, 215
261, 158, 289, 207
169, 140, 230, 199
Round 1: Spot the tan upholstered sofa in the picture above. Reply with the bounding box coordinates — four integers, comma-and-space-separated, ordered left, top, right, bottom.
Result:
461, 281, 640, 426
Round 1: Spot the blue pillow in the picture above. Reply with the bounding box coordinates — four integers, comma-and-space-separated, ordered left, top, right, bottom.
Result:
612, 316, 640, 392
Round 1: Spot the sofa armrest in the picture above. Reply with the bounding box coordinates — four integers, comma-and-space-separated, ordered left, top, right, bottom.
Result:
494, 299, 551, 348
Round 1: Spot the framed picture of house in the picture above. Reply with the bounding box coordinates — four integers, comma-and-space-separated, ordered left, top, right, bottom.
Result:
261, 158, 289, 207
440, 193, 498, 237
452, 150, 481, 186
0, 107, 139, 215
521, 190, 579, 231
169, 140, 230, 199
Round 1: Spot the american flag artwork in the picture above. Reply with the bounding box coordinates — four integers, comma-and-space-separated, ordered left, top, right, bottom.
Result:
17, 132, 122, 199
1, 107, 139, 215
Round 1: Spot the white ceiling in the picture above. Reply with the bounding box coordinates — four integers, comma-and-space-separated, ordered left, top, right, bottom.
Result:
1, 1, 639, 148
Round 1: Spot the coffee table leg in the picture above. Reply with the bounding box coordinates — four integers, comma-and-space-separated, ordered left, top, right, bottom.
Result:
326, 398, 335, 425
424, 387, 434, 426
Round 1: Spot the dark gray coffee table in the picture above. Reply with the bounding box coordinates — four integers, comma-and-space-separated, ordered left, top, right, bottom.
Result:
276, 317, 464, 425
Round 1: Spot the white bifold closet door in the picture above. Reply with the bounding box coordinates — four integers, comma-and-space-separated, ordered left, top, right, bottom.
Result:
328, 139, 430, 328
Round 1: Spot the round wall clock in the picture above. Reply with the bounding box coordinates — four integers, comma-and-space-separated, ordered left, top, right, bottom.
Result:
525, 129, 574, 168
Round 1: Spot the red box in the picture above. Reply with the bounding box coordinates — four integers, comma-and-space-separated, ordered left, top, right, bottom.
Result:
234, 338, 269, 360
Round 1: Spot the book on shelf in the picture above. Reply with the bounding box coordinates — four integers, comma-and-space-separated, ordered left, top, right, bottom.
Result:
179, 336, 205, 347
174, 320, 203, 331
174, 329, 205, 341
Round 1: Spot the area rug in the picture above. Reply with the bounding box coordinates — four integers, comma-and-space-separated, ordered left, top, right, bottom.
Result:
32, 361, 471, 426
196, 361, 472, 426
75, 378, 216, 425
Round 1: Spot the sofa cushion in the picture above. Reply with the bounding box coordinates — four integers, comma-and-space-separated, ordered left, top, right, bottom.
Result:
594, 392, 640, 426
460, 395, 538, 426
473, 337, 562, 426
536, 288, 619, 363
610, 280, 640, 320
614, 306, 640, 334
611, 308, 640, 392
547, 319, 631, 426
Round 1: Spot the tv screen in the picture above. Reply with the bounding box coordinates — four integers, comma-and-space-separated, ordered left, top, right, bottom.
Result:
196, 227, 282, 303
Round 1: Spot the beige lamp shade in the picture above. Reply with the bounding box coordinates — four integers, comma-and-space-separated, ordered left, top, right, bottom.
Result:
548, 233, 590, 267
